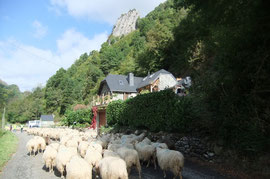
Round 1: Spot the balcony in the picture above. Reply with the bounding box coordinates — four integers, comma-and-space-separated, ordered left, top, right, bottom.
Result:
91, 94, 113, 107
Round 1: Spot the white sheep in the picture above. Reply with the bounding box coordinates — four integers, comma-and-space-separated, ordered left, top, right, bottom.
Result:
26, 138, 38, 156
103, 150, 120, 158
108, 143, 134, 152
141, 137, 152, 145
66, 155, 92, 179
97, 157, 128, 179
116, 147, 141, 178
67, 147, 78, 156
84, 147, 102, 169
60, 135, 71, 146
151, 142, 168, 149
108, 144, 122, 152
156, 147, 184, 179
49, 142, 60, 151
71, 135, 82, 145
97, 134, 111, 148
78, 141, 89, 158
135, 142, 157, 169
89, 142, 103, 154
42, 146, 57, 173
34, 136, 46, 153
66, 139, 79, 148
58, 144, 67, 152
56, 147, 77, 178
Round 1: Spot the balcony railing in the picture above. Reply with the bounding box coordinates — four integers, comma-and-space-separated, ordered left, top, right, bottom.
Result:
91, 94, 112, 106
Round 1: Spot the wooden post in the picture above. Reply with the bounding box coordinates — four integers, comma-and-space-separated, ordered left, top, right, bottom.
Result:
96, 111, 100, 135
108, 94, 111, 103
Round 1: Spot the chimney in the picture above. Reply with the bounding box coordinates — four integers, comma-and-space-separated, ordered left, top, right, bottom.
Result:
128, 73, 134, 86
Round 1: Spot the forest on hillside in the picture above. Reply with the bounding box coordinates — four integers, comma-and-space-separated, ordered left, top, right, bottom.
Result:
1, 0, 269, 156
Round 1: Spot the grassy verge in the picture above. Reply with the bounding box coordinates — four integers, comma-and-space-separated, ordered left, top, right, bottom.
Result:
0, 129, 18, 171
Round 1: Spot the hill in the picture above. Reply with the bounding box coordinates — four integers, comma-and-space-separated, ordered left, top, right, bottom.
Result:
43, 0, 186, 114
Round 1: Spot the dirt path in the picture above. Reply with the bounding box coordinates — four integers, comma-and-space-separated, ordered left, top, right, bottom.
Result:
0, 131, 230, 179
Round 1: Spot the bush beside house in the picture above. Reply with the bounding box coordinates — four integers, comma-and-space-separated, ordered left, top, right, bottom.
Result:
106, 90, 198, 132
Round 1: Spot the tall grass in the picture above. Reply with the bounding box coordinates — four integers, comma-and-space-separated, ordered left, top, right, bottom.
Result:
0, 129, 18, 171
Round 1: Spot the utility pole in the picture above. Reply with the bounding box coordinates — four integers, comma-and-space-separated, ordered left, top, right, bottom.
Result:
2, 107, 5, 129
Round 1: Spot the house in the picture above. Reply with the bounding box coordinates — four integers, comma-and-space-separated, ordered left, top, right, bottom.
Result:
98, 73, 142, 101
40, 114, 54, 127
93, 69, 178, 131
136, 69, 178, 93
97, 69, 178, 100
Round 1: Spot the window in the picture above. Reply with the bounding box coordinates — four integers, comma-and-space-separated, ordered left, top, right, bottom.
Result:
119, 80, 124, 85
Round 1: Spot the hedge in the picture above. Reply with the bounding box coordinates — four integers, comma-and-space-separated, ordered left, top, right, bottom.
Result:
106, 90, 198, 132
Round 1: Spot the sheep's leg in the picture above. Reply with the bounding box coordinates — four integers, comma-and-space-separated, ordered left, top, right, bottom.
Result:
127, 167, 131, 175
163, 170, 166, 178
179, 171, 183, 179
146, 160, 150, 168
48, 167, 50, 173
136, 165, 141, 179
49, 164, 52, 173
153, 158, 157, 170
61, 171, 64, 179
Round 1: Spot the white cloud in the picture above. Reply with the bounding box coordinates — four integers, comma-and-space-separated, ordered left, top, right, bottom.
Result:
0, 30, 108, 91
32, 20, 48, 39
49, 0, 166, 24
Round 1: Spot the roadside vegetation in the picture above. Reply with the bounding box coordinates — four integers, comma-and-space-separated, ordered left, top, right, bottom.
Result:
0, 129, 18, 171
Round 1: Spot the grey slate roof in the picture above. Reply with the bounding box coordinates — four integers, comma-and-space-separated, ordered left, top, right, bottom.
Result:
99, 74, 143, 93
40, 115, 54, 122
99, 69, 175, 94
136, 69, 172, 89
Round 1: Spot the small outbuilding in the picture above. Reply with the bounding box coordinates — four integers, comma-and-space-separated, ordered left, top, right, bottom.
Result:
40, 114, 54, 127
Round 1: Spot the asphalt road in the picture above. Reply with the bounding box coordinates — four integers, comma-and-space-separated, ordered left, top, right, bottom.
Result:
0, 131, 229, 179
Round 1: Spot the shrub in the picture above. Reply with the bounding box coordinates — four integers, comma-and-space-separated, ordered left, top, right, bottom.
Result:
106, 100, 126, 125
62, 108, 92, 126
106, 90, 198, 132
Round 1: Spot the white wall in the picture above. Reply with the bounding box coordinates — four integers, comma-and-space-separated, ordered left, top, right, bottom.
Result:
112, 93, 124, 100
159, 74, 177, 91
41, 121, 54, 127
128, 93, 137, 98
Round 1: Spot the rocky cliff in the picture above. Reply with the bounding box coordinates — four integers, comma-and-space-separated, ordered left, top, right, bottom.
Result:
111, 9, 139, 37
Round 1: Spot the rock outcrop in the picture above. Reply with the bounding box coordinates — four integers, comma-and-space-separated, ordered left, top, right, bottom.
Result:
111, 9, 139, 37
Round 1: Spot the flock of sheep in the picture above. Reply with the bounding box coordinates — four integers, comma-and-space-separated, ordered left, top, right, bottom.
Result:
25, 127, 184, 179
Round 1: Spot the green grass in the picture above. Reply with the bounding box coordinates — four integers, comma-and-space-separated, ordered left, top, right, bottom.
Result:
0, 129, 18, 171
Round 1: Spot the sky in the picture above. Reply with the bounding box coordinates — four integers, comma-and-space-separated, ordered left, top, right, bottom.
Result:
0, 0, 166, 92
